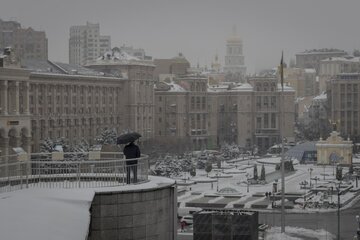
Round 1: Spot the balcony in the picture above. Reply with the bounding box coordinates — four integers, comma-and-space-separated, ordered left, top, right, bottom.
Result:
0, 152, 149, 193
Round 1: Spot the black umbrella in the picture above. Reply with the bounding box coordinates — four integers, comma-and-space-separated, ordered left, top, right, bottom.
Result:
117, 132, 142, 144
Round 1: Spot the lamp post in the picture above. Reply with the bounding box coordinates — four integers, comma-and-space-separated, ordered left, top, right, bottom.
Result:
246, 173, 250, 193
308, 168, 313, 188
356, 215, 360, 240
216, 172, 219, 192
336, 182, 343, 240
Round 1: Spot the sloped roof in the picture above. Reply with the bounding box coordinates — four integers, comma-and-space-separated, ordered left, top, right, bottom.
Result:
285, 142, 317, 160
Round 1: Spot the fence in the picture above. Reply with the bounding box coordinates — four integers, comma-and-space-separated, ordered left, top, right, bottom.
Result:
0, 152, 149, 193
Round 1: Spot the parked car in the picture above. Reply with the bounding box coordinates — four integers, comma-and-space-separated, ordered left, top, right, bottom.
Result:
180, 215, 193, 225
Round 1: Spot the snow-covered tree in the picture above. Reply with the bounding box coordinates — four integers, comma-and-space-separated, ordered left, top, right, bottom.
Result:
260, 164, 266, 181
40, 138, 70, 153
336, 167, 343, 181
190, 166, 196, 177
95, 128, 117, 145
205, 161, 212, 177
349, 164, 354, 175
154, 155, 183, 177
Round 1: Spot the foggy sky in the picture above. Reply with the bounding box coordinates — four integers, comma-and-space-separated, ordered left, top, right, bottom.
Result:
1, 0, 360, 73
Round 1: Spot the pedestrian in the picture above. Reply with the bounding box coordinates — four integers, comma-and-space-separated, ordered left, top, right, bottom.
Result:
123, 141, 141, 184
181, 221, 186, 232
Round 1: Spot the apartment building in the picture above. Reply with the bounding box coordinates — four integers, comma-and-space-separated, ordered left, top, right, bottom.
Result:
0, 18, 48, 61
284, 68, 318, 98
319, 56, 360, 93
296, 48, 347, 73
327, 73, 360, 142
69, 22, 111, 66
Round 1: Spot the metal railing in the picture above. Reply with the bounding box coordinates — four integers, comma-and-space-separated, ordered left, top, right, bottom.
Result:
0, 152, 149, 193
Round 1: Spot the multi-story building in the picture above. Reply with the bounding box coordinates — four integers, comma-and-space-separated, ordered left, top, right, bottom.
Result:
250, 77, 295, 151
224, 28, 246, 82
284, 68, 318, 98
154, 74, 214, 150
155, 76, 295, 152
319, 56, 360, 93
86, 48, 156, 142
0, 48, 155, 154
0, 18, 48, 61
295, 48, 347, 73
69, 22, 111, 66
327, 73, 360, 142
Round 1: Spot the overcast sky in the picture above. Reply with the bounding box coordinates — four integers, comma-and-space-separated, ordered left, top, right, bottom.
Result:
1, 0, 360, 73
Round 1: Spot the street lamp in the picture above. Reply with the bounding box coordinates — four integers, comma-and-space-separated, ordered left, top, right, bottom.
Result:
312, 176, 320, 189
308, 168, 313, 188
216, 172, 219, 192
245, 173, 250, 193
336, 181, 343, 240
356, 215, 360, 240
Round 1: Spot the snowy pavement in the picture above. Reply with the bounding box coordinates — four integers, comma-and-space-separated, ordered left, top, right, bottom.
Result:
177, 158, 358, 212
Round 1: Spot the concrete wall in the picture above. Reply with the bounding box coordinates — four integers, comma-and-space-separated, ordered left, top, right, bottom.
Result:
88, 184, 176, 240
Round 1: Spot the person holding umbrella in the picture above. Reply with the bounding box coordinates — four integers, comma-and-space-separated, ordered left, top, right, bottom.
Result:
117, 132, 141, 184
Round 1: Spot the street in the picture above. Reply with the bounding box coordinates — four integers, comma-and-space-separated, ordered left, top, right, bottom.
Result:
178, 199, 360, 240
259, 201, 360, 240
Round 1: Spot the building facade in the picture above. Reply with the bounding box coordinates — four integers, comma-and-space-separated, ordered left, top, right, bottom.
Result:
0, 50, 155, 154
69, 22, 111, 66
86, 48, 156, 143
327, 73, 360, 142
295, 49, 347, 73
153, 53, 190, 80
155, 76, 295, 152
319, 56, 360, 93
0, 18, 48, 61
284, 68, 318, 98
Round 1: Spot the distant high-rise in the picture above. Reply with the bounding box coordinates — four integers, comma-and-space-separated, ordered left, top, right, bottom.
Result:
0, 18, 48, 61
69, 22, 111, 66
224, 26, 246, 82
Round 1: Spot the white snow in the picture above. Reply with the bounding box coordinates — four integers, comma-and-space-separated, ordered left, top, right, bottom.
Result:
168, 83, 186, 92
266, 226, 335, 240
0, 176, 174, 240
0, 188, 94, 240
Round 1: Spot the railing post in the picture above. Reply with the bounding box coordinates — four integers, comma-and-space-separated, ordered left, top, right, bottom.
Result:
25, 162, 29, 188
20, 161, 23, 190
78, 162, 81, 188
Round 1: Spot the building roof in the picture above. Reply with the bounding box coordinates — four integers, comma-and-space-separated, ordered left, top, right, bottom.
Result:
297, 49, 347, 55
321, 56, 360, 63
285, 142, 317, 160
91, 49, 155, 67
21, 59, 112, 77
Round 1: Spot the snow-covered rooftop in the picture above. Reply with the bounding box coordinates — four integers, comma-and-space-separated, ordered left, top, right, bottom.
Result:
313, 92, 327, 101
168, 82, 186, 92
304, 68, 316, 73
321, 56, 360, 63
208, 83, 253, 92
21, 59, 112, 77
91, 49, 155, 67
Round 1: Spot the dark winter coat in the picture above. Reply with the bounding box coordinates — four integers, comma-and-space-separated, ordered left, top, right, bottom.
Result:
123, 142, 140, 165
